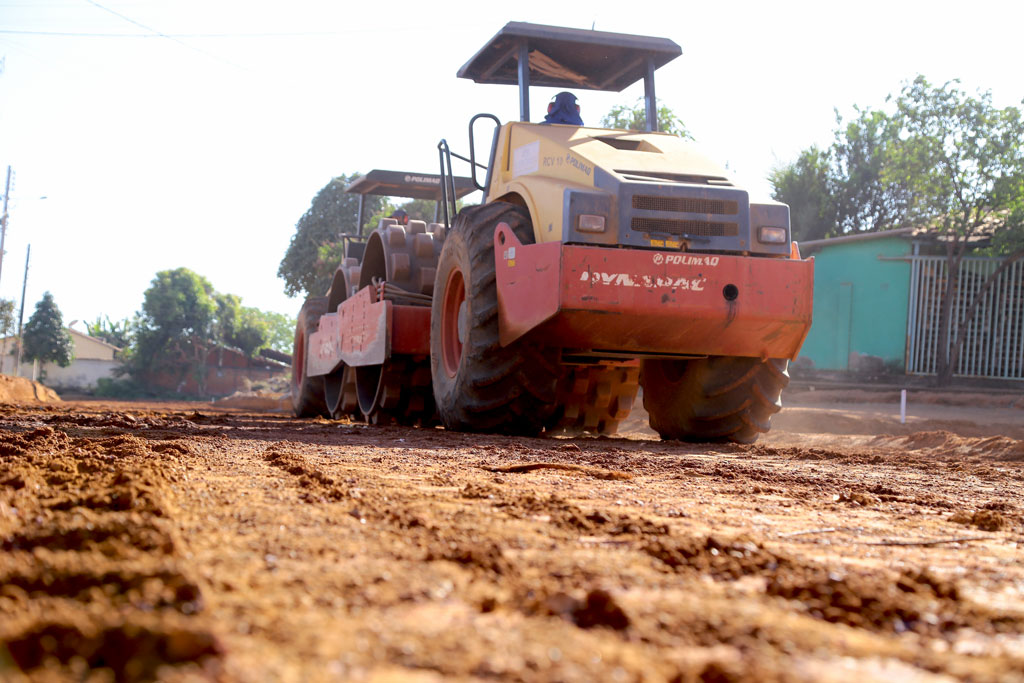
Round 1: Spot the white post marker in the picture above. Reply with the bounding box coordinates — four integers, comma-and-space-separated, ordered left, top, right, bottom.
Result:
900, 389, 907, 425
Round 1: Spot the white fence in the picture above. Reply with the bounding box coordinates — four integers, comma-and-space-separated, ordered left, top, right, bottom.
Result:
907, 255, 1024, 379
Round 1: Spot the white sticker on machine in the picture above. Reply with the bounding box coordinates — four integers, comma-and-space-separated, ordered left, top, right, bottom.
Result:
512, 140, 540, 177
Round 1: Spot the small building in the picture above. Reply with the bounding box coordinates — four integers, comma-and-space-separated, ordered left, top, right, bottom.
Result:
798, 229, 914, 373
143, 344, 289, 397
0, 329, 122, 391
798, 229, 1024, 381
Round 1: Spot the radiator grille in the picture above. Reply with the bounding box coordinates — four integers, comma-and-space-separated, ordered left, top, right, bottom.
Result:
631, 217, 738, 237
632, 195, 738, 215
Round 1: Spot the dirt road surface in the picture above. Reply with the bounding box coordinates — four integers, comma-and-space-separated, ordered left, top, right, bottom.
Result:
2, 388, 1023, 682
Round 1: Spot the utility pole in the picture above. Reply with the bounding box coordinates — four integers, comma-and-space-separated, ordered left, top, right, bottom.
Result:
15, 244, 29, 377
0, 165, 10, 290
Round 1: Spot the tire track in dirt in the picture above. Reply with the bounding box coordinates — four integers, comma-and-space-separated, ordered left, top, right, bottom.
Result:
5, 403, 1024, 680
250, 430, 1024, 680
0, 424, 223, 681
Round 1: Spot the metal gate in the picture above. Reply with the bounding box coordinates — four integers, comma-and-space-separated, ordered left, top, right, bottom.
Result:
907, 255, 1024, 379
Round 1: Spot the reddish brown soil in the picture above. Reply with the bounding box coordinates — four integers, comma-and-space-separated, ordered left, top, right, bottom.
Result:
0, 375, 60, 404
2, 393, 1024, 682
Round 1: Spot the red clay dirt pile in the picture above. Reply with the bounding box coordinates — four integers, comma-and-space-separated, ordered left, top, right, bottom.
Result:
0, 375, 61, 404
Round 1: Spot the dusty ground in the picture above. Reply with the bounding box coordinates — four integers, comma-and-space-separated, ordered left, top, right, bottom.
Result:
2, 386, 1024, 682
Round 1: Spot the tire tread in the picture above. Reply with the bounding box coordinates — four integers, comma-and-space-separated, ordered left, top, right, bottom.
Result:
431, 203, 558, 436
642, 356, 789, 444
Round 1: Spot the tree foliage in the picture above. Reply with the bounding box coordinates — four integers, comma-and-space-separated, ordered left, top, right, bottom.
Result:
228, 306, 268, 358
892, 77, 1024, 240
128, 268, 218, 388
601, 99, 692, 139
143, 268, 217, 341
770, 107, 915, 241
123, 267, 288, 393
0, 298, 15, 374
889, 77, 1024, 383
396, 198, 438, 223
243, 307, 294, 355
278, 173, 385, 298
293, 190, 464, 300
86, 315, 132, 349
380, 197, 466, 226
0, 298, 14, 339
774, 76, 1024, 384
768, 146, 832, 242
22, 292, 73, 369
831, 107, 915, 234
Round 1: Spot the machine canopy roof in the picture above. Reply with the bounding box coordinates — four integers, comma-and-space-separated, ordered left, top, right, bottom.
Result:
458, 21, 681, 92
345, 170, 476, 200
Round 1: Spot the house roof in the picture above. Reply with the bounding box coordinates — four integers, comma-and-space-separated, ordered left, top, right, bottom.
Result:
0, 329, 123, 352
799, 219, 1001, 255
799, 228, 915, 253
68, 328, 122, 352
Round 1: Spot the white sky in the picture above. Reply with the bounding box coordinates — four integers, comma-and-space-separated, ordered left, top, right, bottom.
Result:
1, 0, 1022, 329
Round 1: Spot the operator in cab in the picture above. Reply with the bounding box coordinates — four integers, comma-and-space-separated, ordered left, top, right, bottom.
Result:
389, 209, 410, 226
543, 92, 583, 126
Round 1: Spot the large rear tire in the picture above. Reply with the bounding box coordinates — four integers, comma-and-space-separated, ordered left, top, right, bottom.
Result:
291, 297, 330, 418
430, 202, 559, 436
641, 357, 789, 444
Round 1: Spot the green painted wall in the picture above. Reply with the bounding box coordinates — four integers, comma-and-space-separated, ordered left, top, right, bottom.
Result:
800, 236, 911, 370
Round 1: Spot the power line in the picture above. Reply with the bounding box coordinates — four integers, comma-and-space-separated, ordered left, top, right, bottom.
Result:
0, 29, 340, 38
84, 0, 192, 40
80, 0, 246, 70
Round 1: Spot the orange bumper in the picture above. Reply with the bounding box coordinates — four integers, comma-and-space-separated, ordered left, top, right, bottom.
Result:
494, 224, 813, 360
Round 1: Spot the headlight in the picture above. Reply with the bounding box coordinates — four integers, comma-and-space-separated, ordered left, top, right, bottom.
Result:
577, 214, 606, 233
758, 226, 788, 244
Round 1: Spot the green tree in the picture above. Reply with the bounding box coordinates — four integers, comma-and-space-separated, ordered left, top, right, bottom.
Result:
768, 146, 833, 242
142, 268, 217, 340
86, 315, 132, 348
245, 308, 294, 354
229, 307, 270, 357
770, 107, 914, 240
22, 292, 74, 371
130, 268, 217, 392
0, 298, 14, 339
124, 268, 289, 394
213, 292, 241, 347
775, 76, 1024, 384
891, 77, 1024, 384
830, 107, 915, 234
601, 99, 692, 138
399, 198, 439, 223
366, 198, 447, 230
0, 298, 16, 373
278, 173, 385, 298
305, 196, 457, 294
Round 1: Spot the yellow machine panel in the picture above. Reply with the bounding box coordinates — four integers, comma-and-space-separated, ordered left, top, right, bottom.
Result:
486, 122, 733, 244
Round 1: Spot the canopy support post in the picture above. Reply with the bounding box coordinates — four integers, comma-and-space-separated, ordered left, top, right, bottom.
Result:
518, 41, 530, 122
644, 56, 657, 132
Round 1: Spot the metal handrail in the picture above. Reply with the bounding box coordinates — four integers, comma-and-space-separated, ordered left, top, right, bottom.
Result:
437, 139, 457, 229
468, 113, 500, 191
